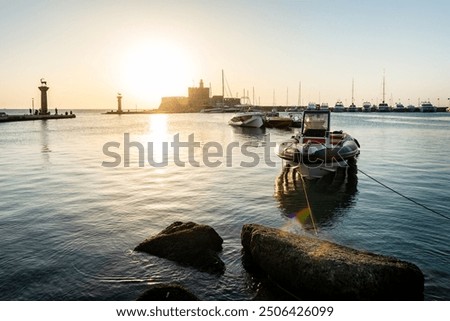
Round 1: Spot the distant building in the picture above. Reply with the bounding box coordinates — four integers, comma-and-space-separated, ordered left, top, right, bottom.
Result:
159, 79, 209, 112
158, 96, 189, 113
188, 79, 210, 110
158, 79, 241, 112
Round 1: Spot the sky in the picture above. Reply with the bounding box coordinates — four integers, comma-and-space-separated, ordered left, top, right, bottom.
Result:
1, 0, 450, 109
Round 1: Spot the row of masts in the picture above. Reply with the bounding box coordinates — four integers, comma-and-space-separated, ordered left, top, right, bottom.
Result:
208, 71, 443, 107
240, 74, 441, 107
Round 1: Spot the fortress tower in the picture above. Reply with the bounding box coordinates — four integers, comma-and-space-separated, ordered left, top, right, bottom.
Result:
39, 79, 49, 115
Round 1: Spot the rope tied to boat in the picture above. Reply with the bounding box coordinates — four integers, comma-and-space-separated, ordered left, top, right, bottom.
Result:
299, 173, 318, 235
358, 168, 450, 221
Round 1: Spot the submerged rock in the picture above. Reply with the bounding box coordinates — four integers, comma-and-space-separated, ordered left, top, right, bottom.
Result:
241, 224, 424, 300
137, 283, 199, 301
135, 221, 225, 274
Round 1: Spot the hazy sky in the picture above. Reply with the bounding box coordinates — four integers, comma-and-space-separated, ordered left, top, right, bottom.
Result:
1, 0, 449, 109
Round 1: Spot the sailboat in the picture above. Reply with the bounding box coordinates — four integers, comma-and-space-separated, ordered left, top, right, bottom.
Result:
378, 72, 390, 112
348, 79, 357, 112
202, 70, 239, 113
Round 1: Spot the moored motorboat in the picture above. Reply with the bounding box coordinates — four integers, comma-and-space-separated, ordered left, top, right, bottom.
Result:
420, 101, 436, 112
276, 109, 360, 179
228, 108, 265, 128
333, 101, 345, 112
264, 115, 292, 129
407, 104, 417, 112
348, 103, 357, 112
306, 102, 317, 110
320, 102, 329, 110
265, 108, 279, 117
393, 102, 406, 112
288, 112, 302, 128
378, 102, 390, 112
362, 101, 371, 112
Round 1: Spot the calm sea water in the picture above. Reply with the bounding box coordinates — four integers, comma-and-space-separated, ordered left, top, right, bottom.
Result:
0, 110, 449, 300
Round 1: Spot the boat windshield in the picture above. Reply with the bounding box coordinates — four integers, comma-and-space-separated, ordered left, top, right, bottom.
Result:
302, 112, 329, 137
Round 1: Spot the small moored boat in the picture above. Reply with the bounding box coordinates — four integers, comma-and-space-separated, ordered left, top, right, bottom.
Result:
264, 115, 292, 129
288, 112, 302, 128
228, 108, 265, 128
276, 109, 360, 179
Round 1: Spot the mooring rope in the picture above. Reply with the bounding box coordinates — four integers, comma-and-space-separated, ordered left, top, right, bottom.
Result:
358, 168, 450, 221
267, 275, 302, 300
299, 173, 319, 235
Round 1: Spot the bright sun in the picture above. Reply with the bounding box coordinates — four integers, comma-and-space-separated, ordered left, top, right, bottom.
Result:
121, 41, 194, 106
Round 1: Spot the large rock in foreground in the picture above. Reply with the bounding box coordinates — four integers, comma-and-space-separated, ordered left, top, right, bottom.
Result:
135, 221, 225, 274
241, 224, 424, 300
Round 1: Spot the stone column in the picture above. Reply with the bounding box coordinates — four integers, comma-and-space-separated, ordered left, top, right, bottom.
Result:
117, 93, 122, 113
39, 85, 49, 115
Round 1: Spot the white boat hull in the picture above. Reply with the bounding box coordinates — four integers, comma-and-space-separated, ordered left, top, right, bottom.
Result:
228, 112, 264, 128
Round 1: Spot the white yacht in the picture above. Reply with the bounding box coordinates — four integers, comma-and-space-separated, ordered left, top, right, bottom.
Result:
320, 102, 329, 110
333, 101, 345, 112
378, 102, 390, 112
420, 102, 436, 112
362, 102, 371, 112
306, 102, 317, 110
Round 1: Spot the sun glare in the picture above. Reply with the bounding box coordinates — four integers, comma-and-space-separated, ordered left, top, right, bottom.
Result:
121, 41, 194, 106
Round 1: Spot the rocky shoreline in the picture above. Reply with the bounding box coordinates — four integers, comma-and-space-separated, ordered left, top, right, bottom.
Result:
135, 221, 424, 301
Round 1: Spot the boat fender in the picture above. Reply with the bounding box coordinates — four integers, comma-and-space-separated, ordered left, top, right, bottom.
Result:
354, 138, 360, 148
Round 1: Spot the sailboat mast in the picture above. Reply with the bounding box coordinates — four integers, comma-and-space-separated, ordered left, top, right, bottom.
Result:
252, 87, 255, 106
352, 78, 354, 105
286, 87, 289, 106
221, 69, 225, 106
298, 81, 302, 107
382, 71, 386, 104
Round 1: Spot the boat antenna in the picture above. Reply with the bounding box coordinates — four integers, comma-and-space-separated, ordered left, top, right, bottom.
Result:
299, 173, 318, 235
